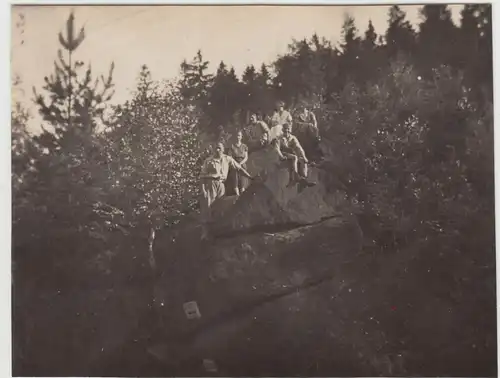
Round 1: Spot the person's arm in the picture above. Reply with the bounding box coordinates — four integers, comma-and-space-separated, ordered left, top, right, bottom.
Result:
229, 156, 253, 180
273, 139, 286, 160
260, 121, 270, 134
200, 180, 208, 195
310, 112, 318, 128
199, 159, 208, 179
199, 159, 220, 180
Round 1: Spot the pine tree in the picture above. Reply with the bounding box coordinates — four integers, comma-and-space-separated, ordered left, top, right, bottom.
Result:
255, 63, 275, 117
359, 20, 383, 85
12, 76, 38, 193
205, 61, 243, 129
385, 5, 417, 59
241, 65, 259, 118
337, 14, 363, 87
242, 65, 257, 84
32, 11, 115, 149
363, 20, 377, 51
179, 50, 213, 103
458, 4, 492, 100
273, 36, 328, 107
340, 15, 361, 53
417, 4, 459, 76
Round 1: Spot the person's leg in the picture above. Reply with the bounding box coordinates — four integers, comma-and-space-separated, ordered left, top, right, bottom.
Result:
215, 179, 226, 200
200, 179, 216, 240
298, 160, 308, 179
201, 180, 225, 240
285, 154, 299, 187
239, 163, 248, 193
297, 160, 316, 191
234, 171, 240, 196
238, 173, 245, 194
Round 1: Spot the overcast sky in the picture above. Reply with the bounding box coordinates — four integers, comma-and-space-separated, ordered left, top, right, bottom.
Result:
11, 4, 463, 133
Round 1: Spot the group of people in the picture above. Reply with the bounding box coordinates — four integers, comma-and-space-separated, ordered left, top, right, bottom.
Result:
199, 101, 322, 225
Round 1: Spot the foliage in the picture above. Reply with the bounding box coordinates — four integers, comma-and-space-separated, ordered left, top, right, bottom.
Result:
13, 12, 118, 288
322, 58, 493, 254
103, 65, 203, 228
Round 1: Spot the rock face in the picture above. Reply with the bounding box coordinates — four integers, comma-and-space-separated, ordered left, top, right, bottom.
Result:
206, 146, 348, 237
150, 146, 370, 375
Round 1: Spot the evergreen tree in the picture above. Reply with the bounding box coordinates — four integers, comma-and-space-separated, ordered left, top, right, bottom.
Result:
179, 49, 213, 103
12, 85, 38, 193
363, 20, 377, 51
357, 20, 384, 84
458, 4, 492, 100
205, 61, 243, 129
32, 11, 115, 150
242, 64, 257, 84
241, 65, 259, 119
251, 63, 275, 118
385, 5, 417, 59
273, 36, 328, 107
417, 4, 459, 76
336, 15, 363, 87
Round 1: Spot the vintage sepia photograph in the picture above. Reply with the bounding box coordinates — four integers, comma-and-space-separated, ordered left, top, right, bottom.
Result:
11, 2, 496, 377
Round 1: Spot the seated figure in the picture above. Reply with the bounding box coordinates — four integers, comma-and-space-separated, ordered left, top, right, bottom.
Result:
273, 123, 316, 190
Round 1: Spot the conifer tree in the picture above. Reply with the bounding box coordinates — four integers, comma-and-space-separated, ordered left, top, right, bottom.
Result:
32, 11, 115, 149
179, 50, 213, 103
337, 15, 362, 87
385, 5, 417, 59
417, 5, 458, 76
458, 4, 492, 100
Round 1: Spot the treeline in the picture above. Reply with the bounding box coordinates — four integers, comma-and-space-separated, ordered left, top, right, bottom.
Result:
177, 5, 492, 135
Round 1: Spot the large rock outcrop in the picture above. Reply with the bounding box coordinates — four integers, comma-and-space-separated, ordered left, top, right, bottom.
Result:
206, 146, 348, 237
148, 146, 377, 376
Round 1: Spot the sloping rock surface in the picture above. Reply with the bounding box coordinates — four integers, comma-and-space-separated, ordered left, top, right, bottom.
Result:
149, 147, 369, 375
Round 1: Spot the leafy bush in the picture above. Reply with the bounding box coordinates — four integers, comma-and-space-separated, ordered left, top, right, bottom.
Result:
321, 59, 493, 251
101, 67, 203, 228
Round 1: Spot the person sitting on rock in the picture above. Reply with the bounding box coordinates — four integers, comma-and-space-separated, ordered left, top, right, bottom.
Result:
295, 105, 323, 163
297, 105, 318, 137
273, 123, 316, 189
269, 101, 292, 142
228, 130, 249, 196
245, 113, 270, 151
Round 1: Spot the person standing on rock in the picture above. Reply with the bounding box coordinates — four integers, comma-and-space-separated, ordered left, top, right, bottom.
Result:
270, 101, 293, 142
228, 130, 250, 196
274, 123, 316, 189
199, 142, 254, 227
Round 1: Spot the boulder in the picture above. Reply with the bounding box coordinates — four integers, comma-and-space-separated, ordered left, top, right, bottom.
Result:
206, 146, 348, 237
